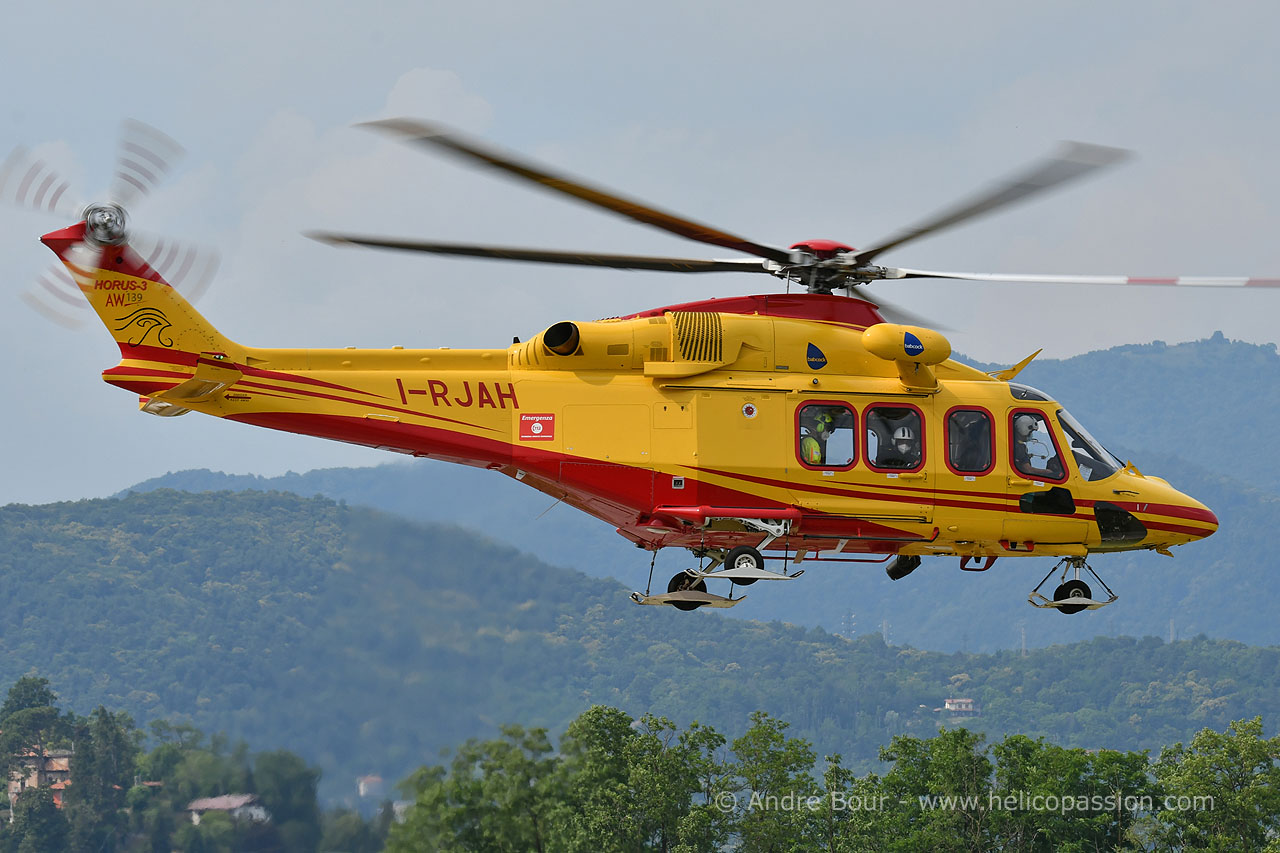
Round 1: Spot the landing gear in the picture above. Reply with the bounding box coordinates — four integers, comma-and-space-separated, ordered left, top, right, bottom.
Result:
1053, 579, 1092, 615
886, 555, 921, 581
666, 570, 708, 611
724, 546, 763, 585
629, 542, 803, 610
1029, 557, 1117, 613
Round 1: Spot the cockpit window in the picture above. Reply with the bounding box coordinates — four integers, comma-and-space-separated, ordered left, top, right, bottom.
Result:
1009, 382, 1052, 402
1057, 409, 1123, 482
1011, 410, 1066, 481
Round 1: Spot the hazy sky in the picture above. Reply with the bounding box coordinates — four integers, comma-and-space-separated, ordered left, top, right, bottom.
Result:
1, 1, 1277, 504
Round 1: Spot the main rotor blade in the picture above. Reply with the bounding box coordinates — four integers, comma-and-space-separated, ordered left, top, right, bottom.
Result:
852, 142, 1130, 266
893, 268, 1280, 287
309, 232, 775, 273
361, 118, 794, 265
858, 288, 945, 330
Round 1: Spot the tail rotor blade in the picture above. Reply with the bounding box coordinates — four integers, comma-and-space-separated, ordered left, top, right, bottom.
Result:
35, 264, 89, 308
21, 248, 100, 331
20, 291, 84, 329
0, 147, 82, 218
132, 231, 220, 301
109, 119, 184, 209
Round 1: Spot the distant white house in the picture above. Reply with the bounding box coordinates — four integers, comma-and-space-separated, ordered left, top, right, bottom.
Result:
357, 775, 385, 798
944, 697, 980, 716
186, 793, 270, 825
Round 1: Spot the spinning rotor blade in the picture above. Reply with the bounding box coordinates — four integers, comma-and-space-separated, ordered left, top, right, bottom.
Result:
8, 119, 219, 330
109, 119, 184, 209
362, 118, 794, 265
858, 289, 944, 330
308, 232, 773, 274
892, 268, 1280, 288
22, 264, 91, 329
851, 142, 1130, 266
131, 232, 220, 302
0, 147, 82, 219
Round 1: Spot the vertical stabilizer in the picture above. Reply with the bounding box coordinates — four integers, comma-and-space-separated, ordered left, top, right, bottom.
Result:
40, 221, 241, 360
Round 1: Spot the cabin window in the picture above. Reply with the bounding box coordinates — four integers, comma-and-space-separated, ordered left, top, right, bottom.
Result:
796, 403, 856, 469
1011, 410, 1066, 482
865, 406, 924, 471
946, 408, 994, 475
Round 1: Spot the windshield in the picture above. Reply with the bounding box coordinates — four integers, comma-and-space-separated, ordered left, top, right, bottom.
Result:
1056, 409, 1123, 481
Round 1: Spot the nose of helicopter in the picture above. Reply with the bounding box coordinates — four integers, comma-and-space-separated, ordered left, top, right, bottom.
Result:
1130, 478, 1219, 547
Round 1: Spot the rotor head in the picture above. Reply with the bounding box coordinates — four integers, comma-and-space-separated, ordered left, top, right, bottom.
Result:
83, 202, 128, 246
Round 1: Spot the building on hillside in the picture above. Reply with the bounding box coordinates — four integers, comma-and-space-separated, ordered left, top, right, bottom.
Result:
7, 749, 74, 813
944, 697, 980, 716
356, 775, 385, 799
186, 794, 270, 826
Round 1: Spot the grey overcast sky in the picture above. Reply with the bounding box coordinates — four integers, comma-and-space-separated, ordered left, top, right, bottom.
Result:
1, 1, 1277, 504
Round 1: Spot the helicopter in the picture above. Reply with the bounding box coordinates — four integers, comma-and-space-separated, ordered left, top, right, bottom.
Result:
7, 120, 1266, 616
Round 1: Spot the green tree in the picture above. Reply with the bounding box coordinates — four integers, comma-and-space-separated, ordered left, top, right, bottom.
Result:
808, 754, 888, 853
1147, 717, 1280, 852
10, 786, 67, 853
319, 809, 381, 853
878, 727, 993, 852
989, 735, 1154, 852
557, 705, 639, 850
0, 679, 56, 722
730, 710, 818, 852
0, 707, 65, 792
64, 706, 139, 852
254, 749, 321, 853
388, 725, 563, 853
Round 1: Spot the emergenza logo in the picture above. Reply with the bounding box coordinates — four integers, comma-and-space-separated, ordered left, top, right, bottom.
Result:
806, 343, 827, 369
519, 413, 555, 441
903, 332, 925, 357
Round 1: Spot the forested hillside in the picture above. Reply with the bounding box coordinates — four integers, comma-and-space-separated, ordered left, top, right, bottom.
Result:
2, 490, 1278, 803
122, 335, 1280, 652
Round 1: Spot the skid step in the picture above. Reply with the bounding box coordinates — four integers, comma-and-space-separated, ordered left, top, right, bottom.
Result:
630, 590, 744, 608
1028, 592, 1118, 611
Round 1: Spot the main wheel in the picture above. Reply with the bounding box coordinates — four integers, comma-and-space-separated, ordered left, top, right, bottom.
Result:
724, 545, 763, 585
667, 571, 708, 611
1053, 579, 1092, 615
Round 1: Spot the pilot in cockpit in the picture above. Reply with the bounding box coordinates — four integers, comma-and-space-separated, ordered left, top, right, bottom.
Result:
1014, 413, 1064, 479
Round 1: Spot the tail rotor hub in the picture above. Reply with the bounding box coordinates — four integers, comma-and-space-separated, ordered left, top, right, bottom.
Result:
84, 203, 128, 246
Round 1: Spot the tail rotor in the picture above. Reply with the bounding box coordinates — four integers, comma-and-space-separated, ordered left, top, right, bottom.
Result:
4, 119, 218, 328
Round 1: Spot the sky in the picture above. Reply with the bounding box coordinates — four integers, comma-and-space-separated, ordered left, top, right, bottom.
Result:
1, 0, 1278, 504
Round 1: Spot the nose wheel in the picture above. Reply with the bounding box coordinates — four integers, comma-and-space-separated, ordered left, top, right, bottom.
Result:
1029, 557, 1117, 613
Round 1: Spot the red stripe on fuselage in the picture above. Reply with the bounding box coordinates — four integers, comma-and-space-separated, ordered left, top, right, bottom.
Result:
116, 343, 387, 398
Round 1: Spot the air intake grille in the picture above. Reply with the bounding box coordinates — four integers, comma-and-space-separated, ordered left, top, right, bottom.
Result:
671, 312, 723, 362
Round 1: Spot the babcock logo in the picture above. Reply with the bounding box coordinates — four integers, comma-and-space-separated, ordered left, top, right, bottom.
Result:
903, 332, 925, 357
806, 343, 828, 369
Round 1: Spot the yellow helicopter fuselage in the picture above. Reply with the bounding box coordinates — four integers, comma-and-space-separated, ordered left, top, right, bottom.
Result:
51, 222, 1213, 571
